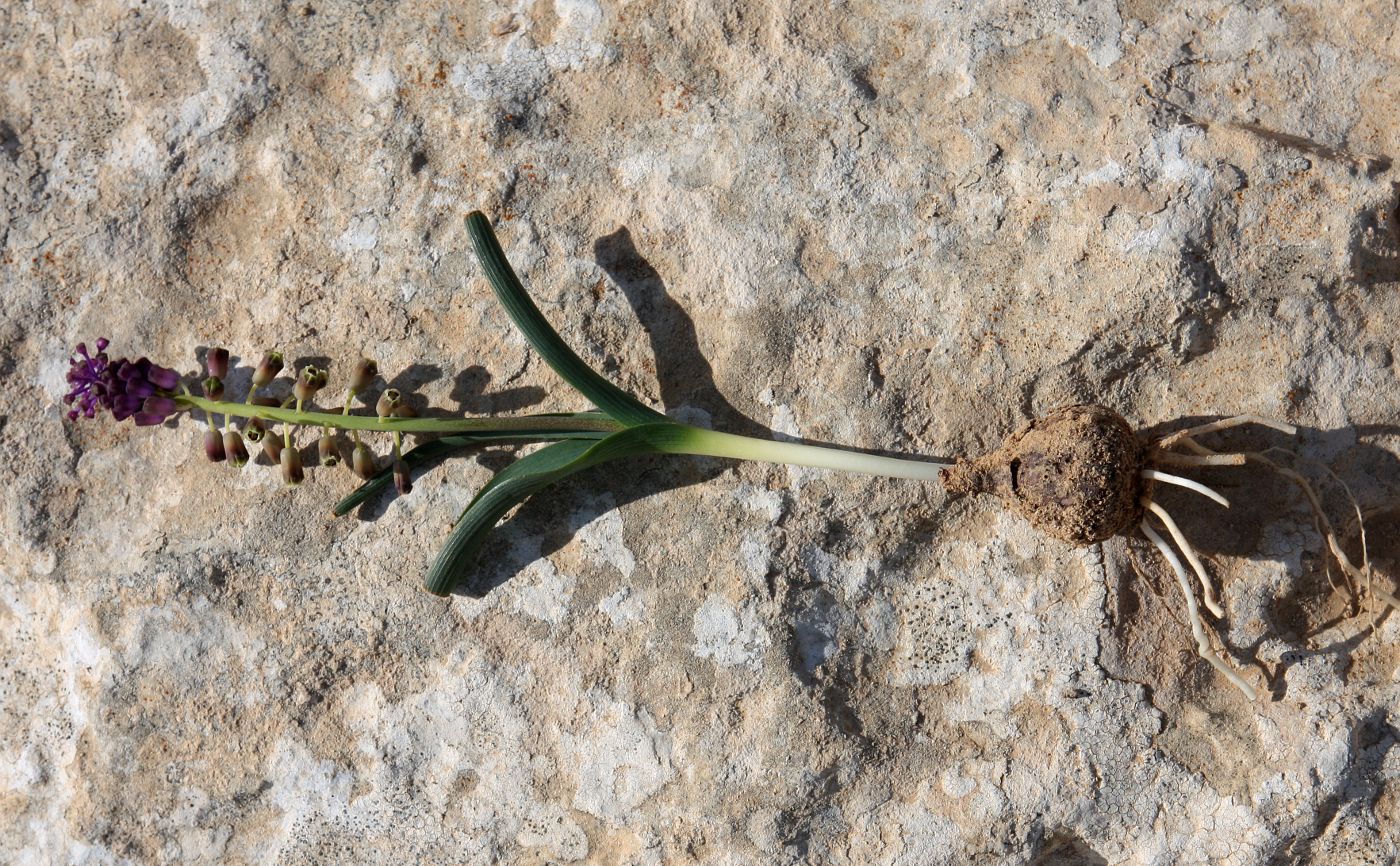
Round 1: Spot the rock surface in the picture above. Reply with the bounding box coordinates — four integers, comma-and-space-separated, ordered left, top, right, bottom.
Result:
4, 2, 1400, 864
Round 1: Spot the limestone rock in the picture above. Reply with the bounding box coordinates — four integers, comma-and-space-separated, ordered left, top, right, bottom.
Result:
4, 2, 1399, 863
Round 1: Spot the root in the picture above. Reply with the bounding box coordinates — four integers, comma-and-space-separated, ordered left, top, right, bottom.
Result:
1176, 438, 1378, 611
1156, 414, 1298, 449
1376, 584, 1400, 612
1143, 497, 1225, 617
1142, 468, 1231, 508
1152, 451, 1248, 468
1155, 417, 1397, 630
1141, 520, 1258, 700
1136, 412, 1400, 700
1256, 449, 1367, 611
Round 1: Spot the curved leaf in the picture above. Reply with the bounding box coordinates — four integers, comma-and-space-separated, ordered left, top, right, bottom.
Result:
423, 422, 690, 595
467, 211, 666, 427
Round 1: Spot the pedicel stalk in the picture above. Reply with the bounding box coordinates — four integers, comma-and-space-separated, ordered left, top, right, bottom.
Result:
65, 210, 1397, 701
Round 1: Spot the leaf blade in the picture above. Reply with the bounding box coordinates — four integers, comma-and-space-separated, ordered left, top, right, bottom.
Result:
466, 211, 666, 426
423, 422, 686, 595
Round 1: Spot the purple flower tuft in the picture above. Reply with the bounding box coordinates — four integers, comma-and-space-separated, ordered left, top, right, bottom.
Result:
64, 340, 183, 425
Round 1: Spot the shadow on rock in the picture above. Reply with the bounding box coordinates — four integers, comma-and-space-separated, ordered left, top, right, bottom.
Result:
449, 451, 721, 598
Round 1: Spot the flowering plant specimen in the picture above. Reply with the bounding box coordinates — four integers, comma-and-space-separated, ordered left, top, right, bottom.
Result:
66, 211, 1395, 700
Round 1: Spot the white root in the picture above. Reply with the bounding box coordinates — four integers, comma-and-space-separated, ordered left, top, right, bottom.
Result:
1137, 414, 1399, 698
1153, 451, 1248, 468
1144, 498, 1226, 617
1177, 439, 1374, 604
1376, 585, 1400, 612
1275, 449, 1374, 618
1142, 468, 1231, 508
1156, 414, 1298, 449
1170, 434, 1399, 627
1141, 520, 1259, 700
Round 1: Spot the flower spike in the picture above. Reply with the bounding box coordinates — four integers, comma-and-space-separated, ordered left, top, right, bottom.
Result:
65, 340, 182, 424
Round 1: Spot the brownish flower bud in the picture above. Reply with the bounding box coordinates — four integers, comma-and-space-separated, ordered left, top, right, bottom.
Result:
206, 347, 230, 379
349, 358, 378, 392
203, 376, 224, 401
204, 429, 227, 462
224, 430, 250, 467
281, 446, 304, 487
293, 365, 327, 402
252, 351, 284, 387
376, 388, 402, 419
244, 417, 267, 443
393, 458, 412, 495
352, 442, 378, 480
261, 434, 283, 463
318, 433, 340, 467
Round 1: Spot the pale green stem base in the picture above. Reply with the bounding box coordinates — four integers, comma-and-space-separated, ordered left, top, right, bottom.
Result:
663, 427, 950, 481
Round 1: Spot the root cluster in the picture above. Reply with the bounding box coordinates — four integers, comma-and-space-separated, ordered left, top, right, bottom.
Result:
943, 405, 1396, 701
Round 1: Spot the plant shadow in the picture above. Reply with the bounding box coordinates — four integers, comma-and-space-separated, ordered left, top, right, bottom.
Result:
593, 226, 772, 438
451, 452, 718, 597
448, 364, 547, 415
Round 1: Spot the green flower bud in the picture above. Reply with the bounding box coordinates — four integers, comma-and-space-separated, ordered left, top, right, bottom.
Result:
349, 358, 378, 392
281, 447, 304, 487
224, 430, 250, 467
318, 433, 340, 467
252, 351, 284, 387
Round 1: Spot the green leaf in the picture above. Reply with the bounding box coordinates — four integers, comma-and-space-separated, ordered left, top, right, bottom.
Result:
332, 428, 610, 517
467, 211, 667, 427
423, 422, 691, 595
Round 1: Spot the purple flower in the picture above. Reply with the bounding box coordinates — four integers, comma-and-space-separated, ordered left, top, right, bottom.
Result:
64, 339, 184, 425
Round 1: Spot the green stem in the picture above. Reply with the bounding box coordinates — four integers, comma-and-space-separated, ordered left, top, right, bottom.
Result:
181, 393, 947, 481
286, 397, 302, 450
343, 390, 360, 444
658, 426, 950, 481
175, 395, 626, 436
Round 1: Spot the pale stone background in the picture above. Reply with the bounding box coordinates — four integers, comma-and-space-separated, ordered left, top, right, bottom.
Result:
4, 1, 1400, 864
